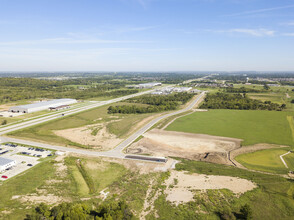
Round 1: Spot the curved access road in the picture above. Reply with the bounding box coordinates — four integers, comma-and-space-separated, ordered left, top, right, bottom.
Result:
109, 91, 206, 154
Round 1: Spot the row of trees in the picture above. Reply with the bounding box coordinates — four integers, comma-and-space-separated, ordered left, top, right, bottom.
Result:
200, 93, 286, 111
128, 92, 194, 106
223, 87, 265, 93
108, 103, 178, 114
108, 93, 195, 114
25, 200, 134, 220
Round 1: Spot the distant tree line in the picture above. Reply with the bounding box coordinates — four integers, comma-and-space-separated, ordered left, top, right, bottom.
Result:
0, 77, 140, 104
223, 87, 265, 93
200, 92, 286, 111
108, 93, 194, 114
25, 200, 134, 220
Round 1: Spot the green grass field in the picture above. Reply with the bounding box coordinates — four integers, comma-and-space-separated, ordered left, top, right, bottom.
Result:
0, 159, 57, 219
235, 148, 291, 174
166, 109, 294, 146
65, 157, 127, 196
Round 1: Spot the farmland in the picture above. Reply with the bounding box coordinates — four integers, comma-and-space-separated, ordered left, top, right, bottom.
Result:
166, 109, 294, 146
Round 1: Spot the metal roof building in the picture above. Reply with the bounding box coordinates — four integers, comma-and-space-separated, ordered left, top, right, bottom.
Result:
9, 98, 77, 113
0, 157, 16, 172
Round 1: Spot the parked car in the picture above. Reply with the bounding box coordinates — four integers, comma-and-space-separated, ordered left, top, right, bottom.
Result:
1, 175, 8, 179
27, 164, 33, 167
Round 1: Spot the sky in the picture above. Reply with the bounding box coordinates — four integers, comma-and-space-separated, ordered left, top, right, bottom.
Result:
0, 0, 294, 72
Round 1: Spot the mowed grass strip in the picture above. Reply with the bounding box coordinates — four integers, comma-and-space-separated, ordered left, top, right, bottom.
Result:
283, 153, 294, 171
65, 157, 126, 196
166, 109, 294, 146
235, 148, 290, 174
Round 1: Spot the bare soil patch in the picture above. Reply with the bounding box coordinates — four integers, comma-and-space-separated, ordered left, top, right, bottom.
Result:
54, 121, 123, 151
0, 103, 14, 111
164, 171, 256, 205
127, 129, 241, 165
13, 194, 69, 205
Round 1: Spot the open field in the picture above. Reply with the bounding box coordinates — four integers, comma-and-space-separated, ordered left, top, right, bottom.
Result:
0, 154, 167, 219
166, 109, 294, 146
2, 153, 294, 219
0, 159, 57, 219
8, 102, 158, 149
157, 159, 294, 220
235, 148, 291, 174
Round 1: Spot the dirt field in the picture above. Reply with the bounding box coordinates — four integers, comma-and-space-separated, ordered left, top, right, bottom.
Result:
164, 171, 256, 205
54, 121, 123, 151
127, 129, 242, 165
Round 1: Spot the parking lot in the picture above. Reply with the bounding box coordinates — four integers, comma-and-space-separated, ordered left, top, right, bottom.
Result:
0, 143, 52, 181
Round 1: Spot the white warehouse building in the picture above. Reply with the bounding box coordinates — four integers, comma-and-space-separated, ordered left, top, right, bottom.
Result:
9, 98, 77, 113
0, 157, 16, 172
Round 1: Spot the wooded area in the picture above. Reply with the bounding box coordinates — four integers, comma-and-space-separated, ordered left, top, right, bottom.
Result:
200, 93, 286, 111
0, 78, 138, 103
25, 200, 134, 220
108, 93, 194, 114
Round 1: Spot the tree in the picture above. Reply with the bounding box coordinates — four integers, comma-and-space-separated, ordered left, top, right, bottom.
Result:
263, 84, 270, 90
219, 206, 236, 220
240, 204, 253, 220
1, 120, 7, 125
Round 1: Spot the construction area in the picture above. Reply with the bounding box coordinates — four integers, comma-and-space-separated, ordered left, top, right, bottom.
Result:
126, 129, 242, 165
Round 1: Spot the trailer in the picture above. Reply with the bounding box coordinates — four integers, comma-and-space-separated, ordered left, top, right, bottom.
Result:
125, 154, 167, 163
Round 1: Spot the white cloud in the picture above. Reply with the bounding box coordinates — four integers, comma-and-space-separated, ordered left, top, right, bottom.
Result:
282, 33, 294, 37
0, 37, 152, 46
228, 28, 275, 37
224, 4, 294, 17
282, 21, 294, 26
208, 28, 275, 37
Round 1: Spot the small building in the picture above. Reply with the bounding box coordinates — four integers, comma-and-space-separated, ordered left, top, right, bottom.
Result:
49, 105, 70, 111
0, 157, 16, 172
172, 87, 192, 92
138, 82, 162, 89
55, 151, 66, 156
9, 99, 77, 113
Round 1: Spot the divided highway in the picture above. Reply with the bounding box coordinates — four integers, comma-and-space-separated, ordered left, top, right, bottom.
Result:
0, 87, 168, 135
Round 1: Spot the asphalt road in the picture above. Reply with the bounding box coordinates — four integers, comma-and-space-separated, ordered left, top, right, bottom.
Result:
0, 91, 205, 160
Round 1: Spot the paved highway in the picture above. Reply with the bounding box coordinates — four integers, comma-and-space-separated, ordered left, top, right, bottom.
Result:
0, 91, 205, 160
